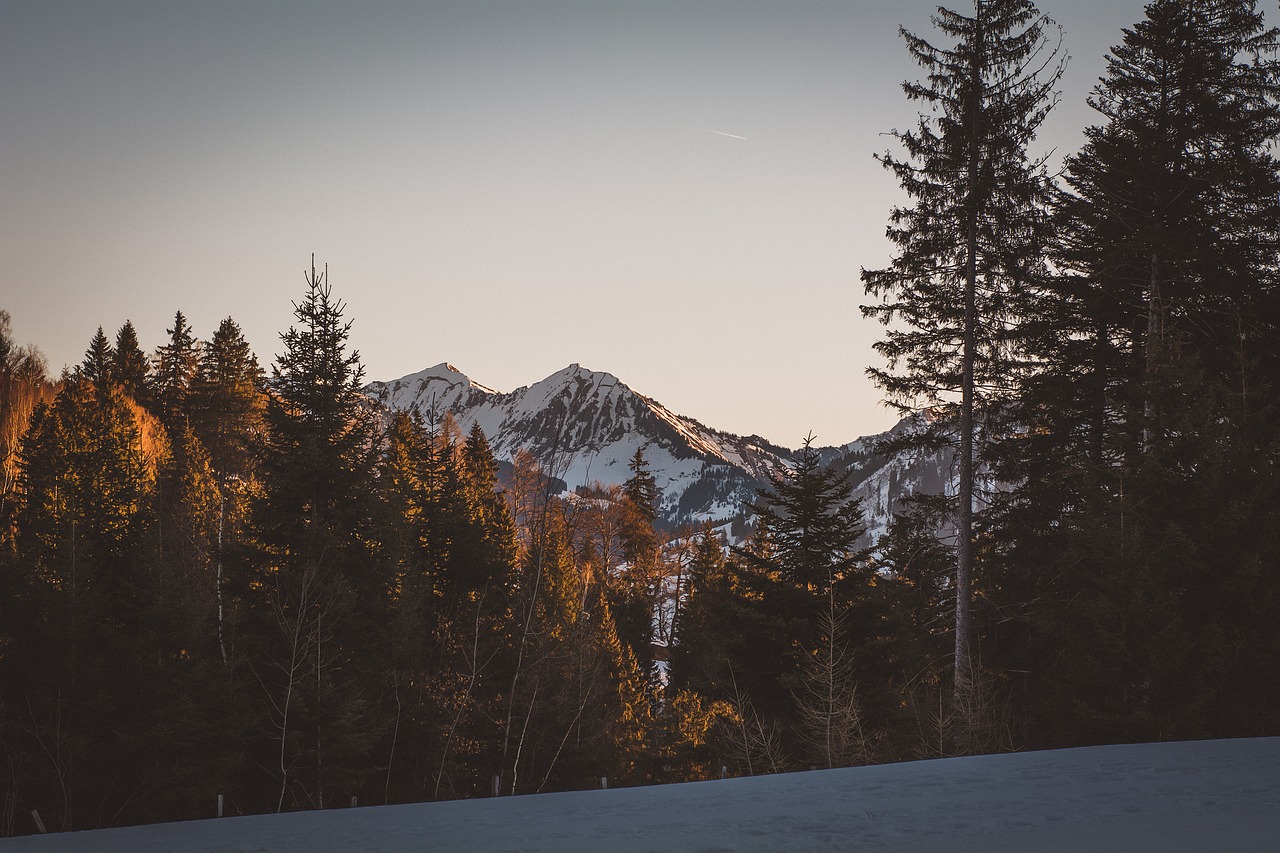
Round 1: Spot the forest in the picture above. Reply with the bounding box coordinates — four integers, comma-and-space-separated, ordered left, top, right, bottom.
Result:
2, 0, 1280, 836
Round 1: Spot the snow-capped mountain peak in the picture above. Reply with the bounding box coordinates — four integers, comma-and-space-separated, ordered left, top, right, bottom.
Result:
367, 363, 952, 540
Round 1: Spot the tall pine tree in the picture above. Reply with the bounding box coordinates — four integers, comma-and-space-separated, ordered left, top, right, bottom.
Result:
995, 0, 1280, 746
149, 310, 200, 431
247, 258, 383, 811
113, 320, 149, 403
860, 0, 1065, 725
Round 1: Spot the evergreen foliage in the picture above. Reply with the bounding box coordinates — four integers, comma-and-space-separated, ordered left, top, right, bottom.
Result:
991, 0, 1280, 748
7, 374, 166, 830
81, 326, 114, 391
190, 316, 265, 482
246, 259, 383, 812
860, 0, 1065, 733
149, 310, 201, 430
112, 320, 149, 402
0, 311, 51, 545
609, 449, 662, 681
4, 0, 1280, 828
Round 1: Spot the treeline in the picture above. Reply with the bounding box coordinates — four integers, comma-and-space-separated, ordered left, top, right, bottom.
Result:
0, 274, 965, 836
862, 0, 1280, 756
1, 266, 911, 834
2, 0, 1280, 837
0, 271, 634, 832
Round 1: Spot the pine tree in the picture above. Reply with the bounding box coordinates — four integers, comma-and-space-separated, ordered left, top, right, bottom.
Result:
113, 320, 149, 402
740, 438, 867, 602
1016, 0, 1280, 475
995, 0, 1280, 747
189, 316, 266, 482
860, 0, 1065, 716
623, 449, 659, 527
873, 497, 963, 756
611, 448, 662, 680
11, 374, 166, 829
81, 326, 114, 391
676, 438, 877, 766
248, 258, 383, 811
668, 523, 754, 706
456, 422, 520, 595
149, 310, 200, 430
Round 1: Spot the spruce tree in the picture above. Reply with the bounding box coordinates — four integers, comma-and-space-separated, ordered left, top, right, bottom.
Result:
81, 326, 114, 391
692, 438, 878, 764
860, 0, 1065, 717
249, 258, 383, 811
189, 316, 266, 482
996, 0, 1280, 747
149, 310, 201, 430
12, 375, 164, 829
113, 320, 149, 402
612, 448, 662, 679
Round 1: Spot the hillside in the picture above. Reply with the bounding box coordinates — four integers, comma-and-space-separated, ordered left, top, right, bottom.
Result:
367, 363, 953, 541
8, 738, 1277, 852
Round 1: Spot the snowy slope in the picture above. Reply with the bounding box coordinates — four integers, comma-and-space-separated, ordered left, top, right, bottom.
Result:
8, 738, 1278, 852
368, 364, 963, 543
819, 416, 956, 544
367, 363, 792, 529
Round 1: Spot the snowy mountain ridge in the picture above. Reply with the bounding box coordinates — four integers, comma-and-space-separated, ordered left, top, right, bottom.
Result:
366, 363, 953, 540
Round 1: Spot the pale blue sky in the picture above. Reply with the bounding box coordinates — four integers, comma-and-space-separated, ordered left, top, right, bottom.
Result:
2, 0, 1149, 446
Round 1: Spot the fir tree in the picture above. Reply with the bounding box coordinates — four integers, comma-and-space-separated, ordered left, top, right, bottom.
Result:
675, 439, 877, 766
0, 311, 51, 542
612, 448, 662, 680
860, 0, 1065, 718
113, 320, 150, 402
248, 258, 383, 811
189, 316, 265, 482
81, 326, 114, 391
11, 374, 165, 829
995, 0, 1280, 747
623, 448, 659, 527
149, 310, 200, 430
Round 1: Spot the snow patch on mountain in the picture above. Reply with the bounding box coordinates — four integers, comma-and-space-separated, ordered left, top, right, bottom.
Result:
367, 364, 955, 542
367, 363, 791, 529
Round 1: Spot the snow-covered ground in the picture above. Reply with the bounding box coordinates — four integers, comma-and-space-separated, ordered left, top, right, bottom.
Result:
4, 738, 1277, 852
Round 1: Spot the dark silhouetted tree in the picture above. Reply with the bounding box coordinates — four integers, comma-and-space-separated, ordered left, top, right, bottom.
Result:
861, 0, 1065, 726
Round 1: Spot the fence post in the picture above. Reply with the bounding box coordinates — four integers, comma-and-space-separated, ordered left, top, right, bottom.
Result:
491, 775, 500, 797
30, 810, 46, 834
600, 776, 608, 790
351, 796, 358, 809
217, 794, 224, 818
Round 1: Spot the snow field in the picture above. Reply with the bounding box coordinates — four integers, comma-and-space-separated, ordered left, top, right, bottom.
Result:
5, 737, 1277, 852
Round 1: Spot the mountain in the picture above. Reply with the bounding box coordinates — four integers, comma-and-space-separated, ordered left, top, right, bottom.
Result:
366, 363, 953, 542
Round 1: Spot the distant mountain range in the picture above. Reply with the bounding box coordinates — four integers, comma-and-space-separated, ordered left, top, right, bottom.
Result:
366, 363, 954, 543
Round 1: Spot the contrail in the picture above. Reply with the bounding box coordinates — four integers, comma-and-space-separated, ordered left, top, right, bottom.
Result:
707, 129, 747, 140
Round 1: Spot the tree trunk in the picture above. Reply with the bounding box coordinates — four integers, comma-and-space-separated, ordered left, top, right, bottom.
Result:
1143, 249, 1162, 451
954, 4, 983, 724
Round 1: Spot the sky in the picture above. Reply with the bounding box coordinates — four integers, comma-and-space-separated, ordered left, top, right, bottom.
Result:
9, 738, 1280, 851
2, 0, 1153, 447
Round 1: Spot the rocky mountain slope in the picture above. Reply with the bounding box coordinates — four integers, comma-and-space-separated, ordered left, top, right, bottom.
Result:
366, 363, 953, 543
